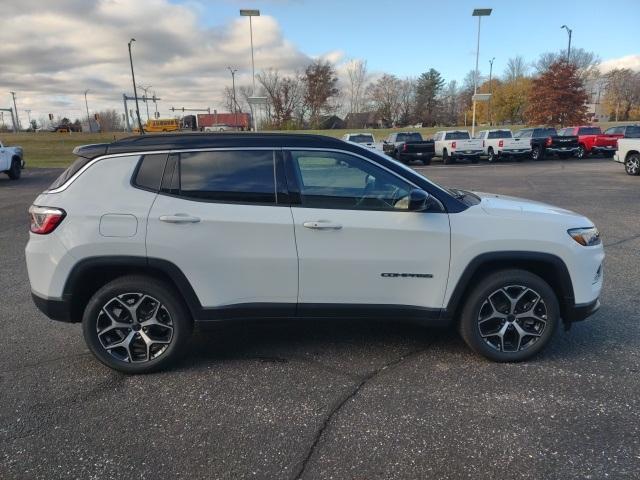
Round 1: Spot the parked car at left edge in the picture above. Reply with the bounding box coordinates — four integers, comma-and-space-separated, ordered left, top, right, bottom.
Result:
383, 132, 435, 165
0, 139, 24, 180
558, 126, 618, 159
615, 138, 640, 176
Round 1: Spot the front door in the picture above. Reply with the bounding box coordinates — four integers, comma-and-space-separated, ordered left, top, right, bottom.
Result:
286, 149, 451, 315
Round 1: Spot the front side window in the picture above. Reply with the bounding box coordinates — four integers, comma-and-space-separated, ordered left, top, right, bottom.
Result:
176, 150, 276, 203
290, 150, 412, 211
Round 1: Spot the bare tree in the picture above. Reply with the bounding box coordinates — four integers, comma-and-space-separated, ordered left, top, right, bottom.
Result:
303, 60, 340, 128
96, 109, 122, 132
605, 69, 640, 121
345, 59, 368, 114
504, 56, 528, 81
534, 48, 600, 80
366, 73, 403, 126
443, 80, 460, 126
257, 68, 305, 128
397, 78, 416, 126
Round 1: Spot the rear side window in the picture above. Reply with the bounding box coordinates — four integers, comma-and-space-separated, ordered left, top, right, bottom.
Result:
133, 154, 167, 191
48, 157, 91, 190
488, 130, 512, 139
177, 150, 276, 203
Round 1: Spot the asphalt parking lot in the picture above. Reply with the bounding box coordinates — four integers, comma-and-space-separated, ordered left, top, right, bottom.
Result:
1, 157, 639, 479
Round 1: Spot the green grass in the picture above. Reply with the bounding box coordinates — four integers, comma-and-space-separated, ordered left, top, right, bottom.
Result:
1, 121, 627, 168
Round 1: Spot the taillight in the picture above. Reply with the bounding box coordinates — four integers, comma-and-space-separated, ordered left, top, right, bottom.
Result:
29, 205, 66, 234
402, 143, 408, 152
498, 140, 504, 148
545, 137, 553, 147
451, 141, 457, 149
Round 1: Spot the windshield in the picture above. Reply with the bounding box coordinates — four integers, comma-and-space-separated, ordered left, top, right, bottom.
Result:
445, 131, 470, 140
349, 134, 374, 143
396, 132, 423, 143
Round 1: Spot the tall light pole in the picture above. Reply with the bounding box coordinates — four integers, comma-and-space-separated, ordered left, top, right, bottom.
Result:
471, 8, 492, 136
488, 57, 495, 126
138, 84, 152, 121
128, 38, 144, 133
240, 9, 260, 94
10, 91, 20, 131
227, 66, 238, 129
561, 25, 572, 61
84, 89, 91, 131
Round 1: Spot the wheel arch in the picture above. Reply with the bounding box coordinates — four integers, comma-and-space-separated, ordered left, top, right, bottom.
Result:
63, 256, 201, 323
625, 150, 639, 160
445, 251, 575, 325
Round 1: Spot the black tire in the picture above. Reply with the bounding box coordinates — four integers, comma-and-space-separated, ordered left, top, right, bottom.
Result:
470, 156, 480, 164
422, 156, 432, 166
443, 149, 454, 165
82, 275, 192, 374
458, 269, 560, 362
396, 152, 408, 164
487, 147, 496, 163
7, 158, 21, 180
576, 144, 587, 159
531, 146, 544, 161
625, 153, 640, 176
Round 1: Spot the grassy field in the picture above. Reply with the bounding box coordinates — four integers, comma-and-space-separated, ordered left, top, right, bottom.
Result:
1, 121, 626, 168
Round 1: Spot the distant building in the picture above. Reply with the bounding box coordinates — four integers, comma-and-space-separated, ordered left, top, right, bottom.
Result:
344, 111, 386, 129
317, 115, 345, 129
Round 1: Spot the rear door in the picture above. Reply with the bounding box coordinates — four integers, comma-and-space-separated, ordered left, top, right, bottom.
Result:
146, 149, 298, 315
285, 148, 450, 315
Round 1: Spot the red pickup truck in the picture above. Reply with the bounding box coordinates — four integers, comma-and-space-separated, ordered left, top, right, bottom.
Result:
558, 126, 618, 158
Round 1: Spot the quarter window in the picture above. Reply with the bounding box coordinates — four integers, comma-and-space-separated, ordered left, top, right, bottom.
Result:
133, 153, 167, 191
176, 150, 276, 203
290, 150, 412, 211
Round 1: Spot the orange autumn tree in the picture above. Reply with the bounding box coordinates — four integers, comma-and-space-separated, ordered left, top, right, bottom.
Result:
525, 60, 588, 126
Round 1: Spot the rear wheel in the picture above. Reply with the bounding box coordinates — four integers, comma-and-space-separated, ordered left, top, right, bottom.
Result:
443, 149, 454, 165
625, 153, 640, 176
422, 156, 432, 166
82, 275, 192, 373
531, 146, 544, 161
458, 269, 559, 362
7, 158, 21, 180
487, 147, 496, 162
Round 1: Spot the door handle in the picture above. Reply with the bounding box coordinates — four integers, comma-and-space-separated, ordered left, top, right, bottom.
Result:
303, 220, 342, 230
159, 214, 201, 224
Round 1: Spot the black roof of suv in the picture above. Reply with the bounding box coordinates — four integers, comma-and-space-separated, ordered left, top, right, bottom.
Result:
73, 133, 350, 159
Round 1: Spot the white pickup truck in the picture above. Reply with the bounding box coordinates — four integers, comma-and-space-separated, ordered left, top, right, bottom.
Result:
475, 129, 531, 162
433, 130, 483, 164
0, 139, 24, 180
615, 138, 640, 176
341, 132, 377, 149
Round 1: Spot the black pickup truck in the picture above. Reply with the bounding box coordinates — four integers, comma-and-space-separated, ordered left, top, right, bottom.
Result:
383, 132, 435, 165
513, 127, 579, 160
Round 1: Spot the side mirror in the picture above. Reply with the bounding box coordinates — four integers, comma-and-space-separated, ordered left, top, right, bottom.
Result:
408, 189, 431, 212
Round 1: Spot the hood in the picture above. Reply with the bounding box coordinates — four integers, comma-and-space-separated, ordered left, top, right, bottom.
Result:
474, 191, 585, 220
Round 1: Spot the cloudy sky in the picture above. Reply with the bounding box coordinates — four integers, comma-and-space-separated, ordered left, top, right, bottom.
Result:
1, 0, 639, 126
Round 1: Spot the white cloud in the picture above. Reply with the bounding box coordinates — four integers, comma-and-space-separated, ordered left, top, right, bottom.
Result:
0, 0, 316, 125
599, 54, 640, 73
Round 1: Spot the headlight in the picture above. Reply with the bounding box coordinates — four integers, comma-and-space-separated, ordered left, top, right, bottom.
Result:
568, 227, 601, 246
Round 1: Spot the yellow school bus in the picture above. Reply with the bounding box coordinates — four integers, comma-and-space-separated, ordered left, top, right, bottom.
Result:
134, 118, 181, 133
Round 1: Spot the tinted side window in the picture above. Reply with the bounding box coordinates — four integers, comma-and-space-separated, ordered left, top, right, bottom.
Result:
578, 127, 601, 135
178, 150, 276, 203
290, 150, 412, 211
134, 153, 167, 191
626, 126, 640, 137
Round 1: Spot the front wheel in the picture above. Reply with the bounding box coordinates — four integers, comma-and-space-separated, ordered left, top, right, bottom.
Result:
625, 153, 640, 176
458, 269, 559, 362
7, 158, 21, 180
82, 275, 192, 373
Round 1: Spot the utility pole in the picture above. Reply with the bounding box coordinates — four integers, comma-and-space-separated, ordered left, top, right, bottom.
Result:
488, 57, 495, 126
128, 38, 144, 133
561, 25, 572, 61
153, 91, 158, 119
10, 91, 20, 131
227, 66, 238, 128
25, 109, 32, 128
84, 89, 91, 131
471, 8, 492, 137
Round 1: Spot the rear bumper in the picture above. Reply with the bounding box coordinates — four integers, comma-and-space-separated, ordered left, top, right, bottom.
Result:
452, 150, 482, 157
499, 149, 530, 156
547, 147, 579, 154
399, 152, 434, 159
592, 145, 616, 153
31, 292, 73, 322
565, 298, 600, 323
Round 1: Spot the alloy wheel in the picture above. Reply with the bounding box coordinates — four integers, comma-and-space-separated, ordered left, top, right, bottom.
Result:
96, 293, 174, 363
477, 285, 547, 353
626, 156, 640, 175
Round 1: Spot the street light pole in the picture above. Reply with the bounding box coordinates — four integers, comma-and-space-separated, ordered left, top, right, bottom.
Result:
561, 25, 572, 61
138, 84, 152, 121
227, 66, 238, 129
471, 8, 492, 137
128, 38, 144, 133
240, 9, 261, 131
488, 57, 495, 126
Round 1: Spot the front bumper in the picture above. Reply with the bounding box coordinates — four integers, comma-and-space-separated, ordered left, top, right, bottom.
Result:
565, 298, 600, 323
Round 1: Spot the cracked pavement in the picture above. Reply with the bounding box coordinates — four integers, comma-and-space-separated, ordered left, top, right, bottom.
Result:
1, 158, 639, 479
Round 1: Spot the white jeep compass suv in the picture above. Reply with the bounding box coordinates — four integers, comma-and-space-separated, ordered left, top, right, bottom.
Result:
26, 134, 604, 373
